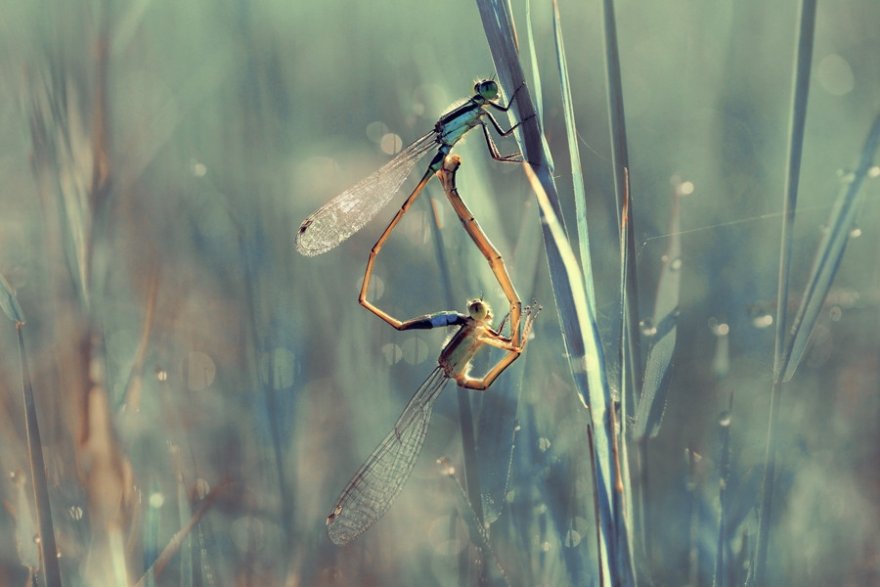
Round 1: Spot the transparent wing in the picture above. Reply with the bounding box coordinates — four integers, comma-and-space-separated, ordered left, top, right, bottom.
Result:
296, 131, 438, 256
327, 367, 450, 545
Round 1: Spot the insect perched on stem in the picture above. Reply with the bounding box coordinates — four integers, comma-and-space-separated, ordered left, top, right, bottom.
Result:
296, 79, 528, 256
326, 155, 539, 546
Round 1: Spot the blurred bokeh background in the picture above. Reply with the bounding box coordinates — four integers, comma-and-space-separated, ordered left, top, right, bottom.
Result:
0, 0, 877, 585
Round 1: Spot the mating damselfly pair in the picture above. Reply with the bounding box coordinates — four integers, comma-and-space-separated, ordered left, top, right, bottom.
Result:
296, 80, 539, 545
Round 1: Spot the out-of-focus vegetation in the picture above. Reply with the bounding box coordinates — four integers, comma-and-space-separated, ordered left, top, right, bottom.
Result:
0, 0, 877, 585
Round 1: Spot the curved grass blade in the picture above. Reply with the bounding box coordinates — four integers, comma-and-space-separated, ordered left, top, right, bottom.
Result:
552, 0, 596, 308
476, 0, 631, 582
634, 185, 684, 439
522, 161, 616, 583
781, 114, 880, 381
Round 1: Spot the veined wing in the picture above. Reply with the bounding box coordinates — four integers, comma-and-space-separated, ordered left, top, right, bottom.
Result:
296, 131, 438, 256
327, 367, 450, 545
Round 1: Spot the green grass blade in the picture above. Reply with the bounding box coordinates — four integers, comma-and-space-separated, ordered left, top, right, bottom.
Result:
634, 187, 684, 439
16, 325, 64, 586
634, 329, 676, 440
752, 0, 818, 583
523, 162, 616, 583
600, 0, 642, 396
714, 395, 734, 587
476, 1, 635, 581
781, 114, 880, 382
614, 172, 638, 585
552, 0, 597, 309
598, 7, 641, 575
525, 0, 545, 124
769, 0, 819, 383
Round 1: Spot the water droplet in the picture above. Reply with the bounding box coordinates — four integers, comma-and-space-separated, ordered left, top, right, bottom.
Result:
849, 226, 862, 238
640, 319, 657, 337
708, 318, 729, 336
718, 411, 732, 427
33, 534, 41, 544
155, 368, 168, 382
505, 490, 516, 503
669, 257, 682, 271
191, 161, 207, 177
752, 314, 773, 328
678, 180, 695, 196
538, 437, 552, 452
564, 529, 582, 548
829, 305, 843, 322
869, 166, 880, 179
149, 492, 165, 509
68, 505, 83, 520
748, 305, 774, 329
379, 133, 403, 155
541, 541, 551, 552
436, 457, 456, 477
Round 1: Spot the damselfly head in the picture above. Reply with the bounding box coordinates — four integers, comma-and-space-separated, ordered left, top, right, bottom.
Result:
474, 79, 499, 100
467, 298, 493, 321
